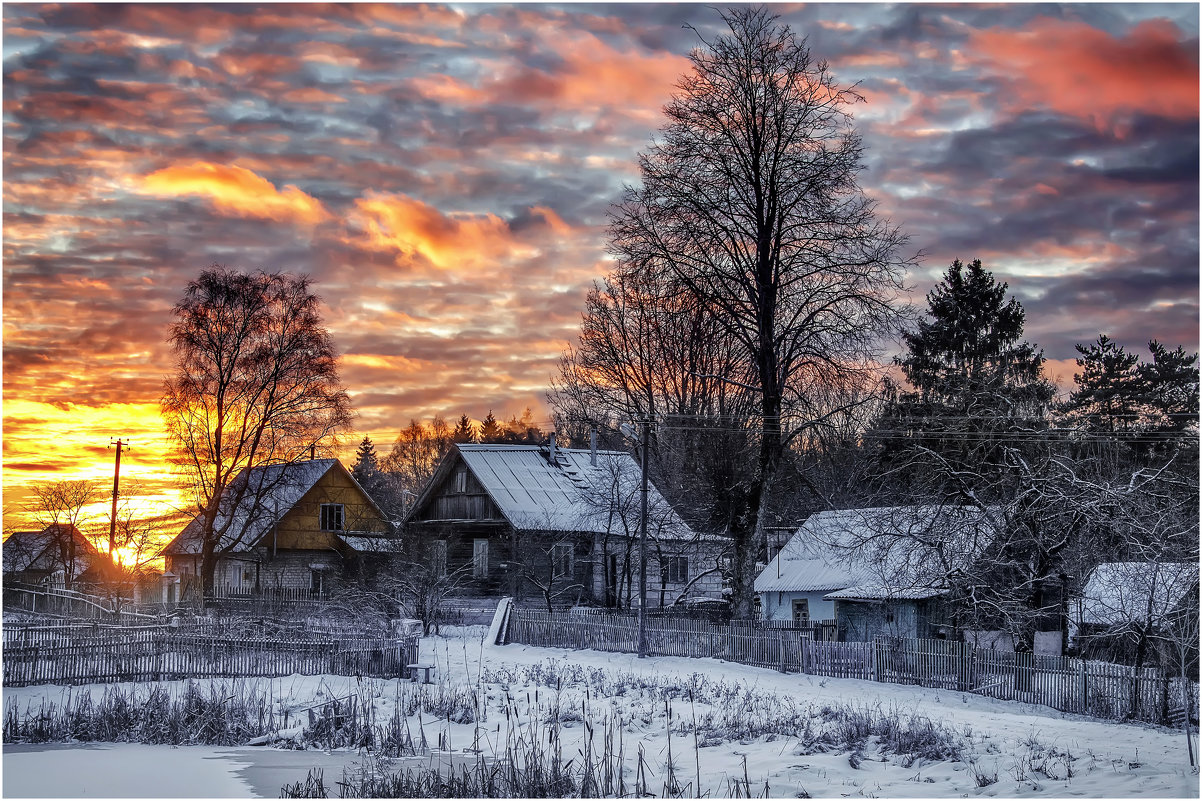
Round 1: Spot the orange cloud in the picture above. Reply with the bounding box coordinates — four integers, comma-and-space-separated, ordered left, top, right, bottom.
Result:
133, 162, 330, 224
352, 192, 534, 270
968, 18, 1198, 127
405, 28, 688, 116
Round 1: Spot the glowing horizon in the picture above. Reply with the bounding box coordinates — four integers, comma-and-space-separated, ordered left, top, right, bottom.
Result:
4, 4, 1198, 545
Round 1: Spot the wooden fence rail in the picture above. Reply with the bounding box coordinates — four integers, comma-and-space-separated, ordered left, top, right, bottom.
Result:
503, 609, 1197, 727
1, 629, 420, 687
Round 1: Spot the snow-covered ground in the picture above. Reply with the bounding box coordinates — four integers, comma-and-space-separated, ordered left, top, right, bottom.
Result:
4, 625, 1197, 798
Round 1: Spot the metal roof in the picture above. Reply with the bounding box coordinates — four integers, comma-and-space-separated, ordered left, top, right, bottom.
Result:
2, 525, 97, 577
1079, 561, 1198, 626
163, 459, 389, 555
754, 506, 998, 601
446, 444, 700, 540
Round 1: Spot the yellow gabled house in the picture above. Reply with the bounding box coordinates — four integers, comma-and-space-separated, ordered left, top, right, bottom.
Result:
161, 458, 396, 601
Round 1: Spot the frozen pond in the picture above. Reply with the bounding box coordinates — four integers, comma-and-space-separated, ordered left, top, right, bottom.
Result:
3, 742, 371, 798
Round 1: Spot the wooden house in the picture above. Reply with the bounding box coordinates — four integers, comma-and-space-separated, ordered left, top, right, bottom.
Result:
161, 458, 396, 600
404, 442, 725, 608
2, 524, 114, 588
755, 506, 997, 641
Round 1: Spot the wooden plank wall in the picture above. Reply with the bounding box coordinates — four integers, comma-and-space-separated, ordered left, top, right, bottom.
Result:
504, 609, 1196, 726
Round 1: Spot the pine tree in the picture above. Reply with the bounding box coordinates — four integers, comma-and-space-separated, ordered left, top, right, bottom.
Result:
1141, 340, 1199, 434
1060, 335, 1142, 433
452, 413, 476, 443
479, 410, 504, 443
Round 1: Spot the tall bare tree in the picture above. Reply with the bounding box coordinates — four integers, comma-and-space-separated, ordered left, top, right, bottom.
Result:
161, 266, 352, 599
608, 8, 910, 614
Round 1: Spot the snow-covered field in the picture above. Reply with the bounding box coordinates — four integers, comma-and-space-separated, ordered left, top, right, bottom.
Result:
4, 625, 1197, 798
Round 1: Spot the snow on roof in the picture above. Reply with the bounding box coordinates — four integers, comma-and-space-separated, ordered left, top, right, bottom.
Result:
451, 444, 700, 539
338, 535, 404, 553
163, 459, 343, 555
1079, 561, 1198, 626
2, 525, 96, 576
755, 506, 998, 601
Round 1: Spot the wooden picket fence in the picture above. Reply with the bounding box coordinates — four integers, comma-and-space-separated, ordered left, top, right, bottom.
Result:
3, 583, 159, 623
503, 609, 1197, 726
1, 628, 420, 687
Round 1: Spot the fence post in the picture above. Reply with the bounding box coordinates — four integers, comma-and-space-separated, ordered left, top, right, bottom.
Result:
1079, 660, 1088, 714
779, 635, 786, 673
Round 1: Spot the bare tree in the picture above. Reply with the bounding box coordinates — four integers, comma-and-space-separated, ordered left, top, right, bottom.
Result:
161, 266, 353, 600
609, 8, 910, 615
21, 479, 101, 588
381, 417, 453, 516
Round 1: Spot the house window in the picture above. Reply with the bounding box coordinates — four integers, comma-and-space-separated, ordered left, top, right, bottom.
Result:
792, 599, 810, 624
320, 503, 344, 531
432, 540, 447, 578
473, 539, 489, 578
241, 565, 255, 588
455, 470, 467, 493
310, 569, 324, 596
552, 543, 573, 578
664, 556, 688, 584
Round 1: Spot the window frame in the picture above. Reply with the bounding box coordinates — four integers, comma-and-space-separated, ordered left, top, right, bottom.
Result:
320, 503, 345, 532
432, 540, 448, 578
472, 539, 489, 578
551, 542, 574, 578
664, 555, 689, 584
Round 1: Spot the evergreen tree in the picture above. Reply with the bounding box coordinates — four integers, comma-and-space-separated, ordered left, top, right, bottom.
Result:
505, 407, 545, 444
1141, 340, 1199, 434
1059, 335, 1143, 433
479, 410, 504, 443
350, 436, 380, 484
899, 259, 1053, 414
452, 413, 476, 443
1058, 336, 1198, 463
868, 259, 1055, 483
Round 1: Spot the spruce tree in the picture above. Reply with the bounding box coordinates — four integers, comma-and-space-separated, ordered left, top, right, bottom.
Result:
869, 259, 1055, 482
479, 410, 504, 443
350, 436, 381, 486
452, 413, 476, 443
899, 259, 1052, 415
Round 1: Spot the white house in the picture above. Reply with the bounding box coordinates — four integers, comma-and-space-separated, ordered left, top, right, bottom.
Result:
755, 506, 997, 640
1076, 561, 1198, 631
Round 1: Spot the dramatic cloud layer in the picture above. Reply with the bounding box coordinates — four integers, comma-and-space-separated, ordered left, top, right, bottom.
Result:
3, 3, 1198, 520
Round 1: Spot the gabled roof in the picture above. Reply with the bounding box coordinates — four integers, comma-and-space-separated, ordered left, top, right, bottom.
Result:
2, 525, 99, 577
408, 443, 701, 540
162, 459, 387, 556
755, 506, 998, 601
1079, 561, 1198, 626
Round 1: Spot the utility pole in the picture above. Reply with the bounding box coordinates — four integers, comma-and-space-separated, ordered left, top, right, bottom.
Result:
638, 418, 649, 659
108, 438, 129, 564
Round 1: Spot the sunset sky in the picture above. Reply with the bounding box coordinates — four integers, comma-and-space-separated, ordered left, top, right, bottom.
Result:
3, 3, 1198, 532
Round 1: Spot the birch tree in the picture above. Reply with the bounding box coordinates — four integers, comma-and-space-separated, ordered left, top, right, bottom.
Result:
161, 266, 352, 599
